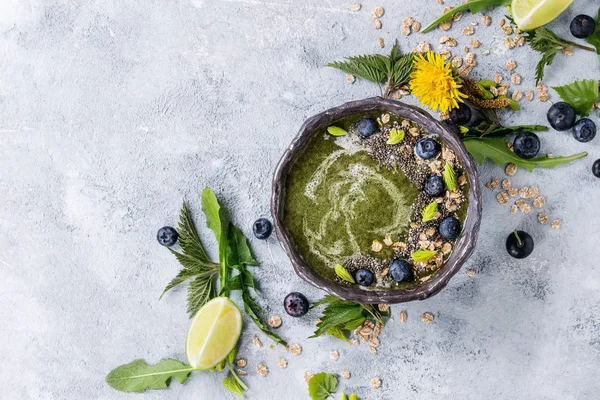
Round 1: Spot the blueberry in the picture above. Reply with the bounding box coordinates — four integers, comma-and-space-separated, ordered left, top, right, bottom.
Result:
389, 259, 413, 283
572, 118, 597, 143
593, 159, 600, 178
513, 132, 541, 159
570, 14, 596, 39
283, 292, 309, 317
505, 230, 534, 259
439, 216, 461, 240
157, 226, 178, 247
424, 175, 445, 197
449, 103, 472, 125
415, 137, 441, 160
547, 102, 576, 131
253, 218, 273, 240
354, 268, 375, 286
356, 118, 379, 137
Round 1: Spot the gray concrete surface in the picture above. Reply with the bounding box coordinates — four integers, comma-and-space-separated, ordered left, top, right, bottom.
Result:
1, 0, 600, 399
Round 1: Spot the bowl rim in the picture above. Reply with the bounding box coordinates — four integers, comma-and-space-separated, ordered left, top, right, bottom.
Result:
270, 97, 482, 304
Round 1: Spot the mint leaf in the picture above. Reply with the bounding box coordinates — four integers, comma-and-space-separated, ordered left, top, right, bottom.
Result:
334, 264, 355, 283
222, 377, 244, 397
552, 79, 599, 116
106, 359, 193, 393
308, 372, 339, 400
443, 162, 458, 191
463, 137, 587, 171
586, 8, 600, 56
386, 128, 405, 145
422, 0, 511, 33
327, 126, 348, 137
411, 249, 437, 263
421, 201, 438, 222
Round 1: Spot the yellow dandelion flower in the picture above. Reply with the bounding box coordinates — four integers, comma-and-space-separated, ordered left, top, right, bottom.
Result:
409, 51, 468, 113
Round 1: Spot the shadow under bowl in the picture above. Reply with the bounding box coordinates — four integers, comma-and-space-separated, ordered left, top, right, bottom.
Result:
271, 97, 482, 304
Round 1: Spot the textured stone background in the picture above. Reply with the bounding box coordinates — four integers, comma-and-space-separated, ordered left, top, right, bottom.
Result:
1, 0, 599, 399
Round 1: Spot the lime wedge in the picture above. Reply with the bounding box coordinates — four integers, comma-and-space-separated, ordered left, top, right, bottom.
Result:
511, 0, 573, 31
186, 297, 242, 370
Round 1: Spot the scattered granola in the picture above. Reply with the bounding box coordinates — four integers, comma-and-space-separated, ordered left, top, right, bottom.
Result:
511, 73, 521, 85
466, 269, 476, 277
371, 7, 384, 18
552, 219, 561, 230
399, 310, 408, 323
330, 350, 340, 361
469, 39, 482, 48
256, 364, 269, 377
525, 90, 534, 101
237, 369, 247, 376
236, 359, 247, 368
370, 377, 382, 389
439, 21, 452, 31
341, 369, 351, 379
421, 312, 434, 323
538, 213, 549, 224
501, 178, 511, 190
373, 18, 382, 29
505, 163, 518, 176
371, 240, 383, 252
463, 26, 474, 35
289, 344, 302, 356
346, 74, 356, 84
496, 191, 509, 204
349, 3, 362, 12
277, 358, 287, 369
268, 315, 282, 329
253, 335, 263, 348
304, 371, 313, 383
377, 37, 385, 48
480, 14, 492, 26
533, 196, 545, 208
415, 41, 431, 53
369, 346, 377, 354
512, 90, 523, 101
505, 59, 517, 71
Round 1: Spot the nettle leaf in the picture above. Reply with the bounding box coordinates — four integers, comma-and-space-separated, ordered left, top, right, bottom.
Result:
411, 249, 437, 263
222, 377, 244, 397
326, 326, 348, 341
463, 137, 587, 172
187, 274, 214, 317
392, 53, 415, 86
443, 162, 458, 191
334, 264, 355, 283
552, 79, 599, 116
308, 372, 339, 400
421, 201, 438, 222
586, 8, 600, 56
106, 359, 193, 393
327, 126, 348, 137
386, 128, 405, 145
422, 0, 511, 32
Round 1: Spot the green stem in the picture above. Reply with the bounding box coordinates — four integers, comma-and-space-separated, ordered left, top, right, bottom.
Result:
227, 361, 248, 390
514, 230, 522, 247
422, 3, 470, 33
571, 43, 596, 52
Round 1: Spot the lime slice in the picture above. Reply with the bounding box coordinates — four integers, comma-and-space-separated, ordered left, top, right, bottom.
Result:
511, 0, 573, 31
186, 297, 242, 370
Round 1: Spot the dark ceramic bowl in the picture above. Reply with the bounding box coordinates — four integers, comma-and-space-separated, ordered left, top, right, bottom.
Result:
271, 97, 482, 304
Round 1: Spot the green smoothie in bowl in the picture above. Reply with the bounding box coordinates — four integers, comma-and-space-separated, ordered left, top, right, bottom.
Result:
282, 110, 469, 291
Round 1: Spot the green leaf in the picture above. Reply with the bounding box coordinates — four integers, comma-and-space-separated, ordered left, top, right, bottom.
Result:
552, 79, 599, 116
222, 377, 244, 397
461, 123, 548, 138
349, 394, 358, 400
311, 297, 366, 338
586, 8, 600, 56
334, 264, 355, 283
422, 0, 511, 33
326, 326, 348, 341
411, 249, 437, 263
463, 137, 587, 172
524, 28, 579, 84
187, 274, 215, 317
105, 359, 193, 393
340, 393, 348, 400
386, 128, 405, 145
391, 53, 415, 86
227, 224, 258, 268
308, 372, 339, 400
443, 162, 458, 191
201, 187, 229, 246
327, 126, 348, 137
421, 201, 438, 223
327, 55, 388, 84
177, 202, 211, 263
241, 290, 287, 346
343, 317, 366, 330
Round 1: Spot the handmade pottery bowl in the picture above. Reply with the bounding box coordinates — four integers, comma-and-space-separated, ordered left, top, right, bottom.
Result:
271, 97, 482, 304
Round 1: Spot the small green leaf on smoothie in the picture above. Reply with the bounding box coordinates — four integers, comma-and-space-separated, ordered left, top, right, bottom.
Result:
327, 126, 348, 136
386, 128, 405, 145
411, 249, 437, 263
421, 201, 438, 222
443, 162, 458, 191
335, 264, 355, 283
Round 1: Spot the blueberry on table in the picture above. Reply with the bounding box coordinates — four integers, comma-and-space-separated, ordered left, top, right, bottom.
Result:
253, 218, 273, 240
506, 230, 534, 259
439, 216, 461, 240
449, 103, 472, 126
593, 159, 600, 178
389, 259, 413, 283
415, 137, 441, 160
547, 102, 576, 131
354, 268, 375, 286
570, 14, 596, 39
283, 292, 309, 317
572, 118, 596, 143
157, 226, 178, 247
356, 118, 379, 137
513, 132, 541, 159
424, 175, 445, 197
